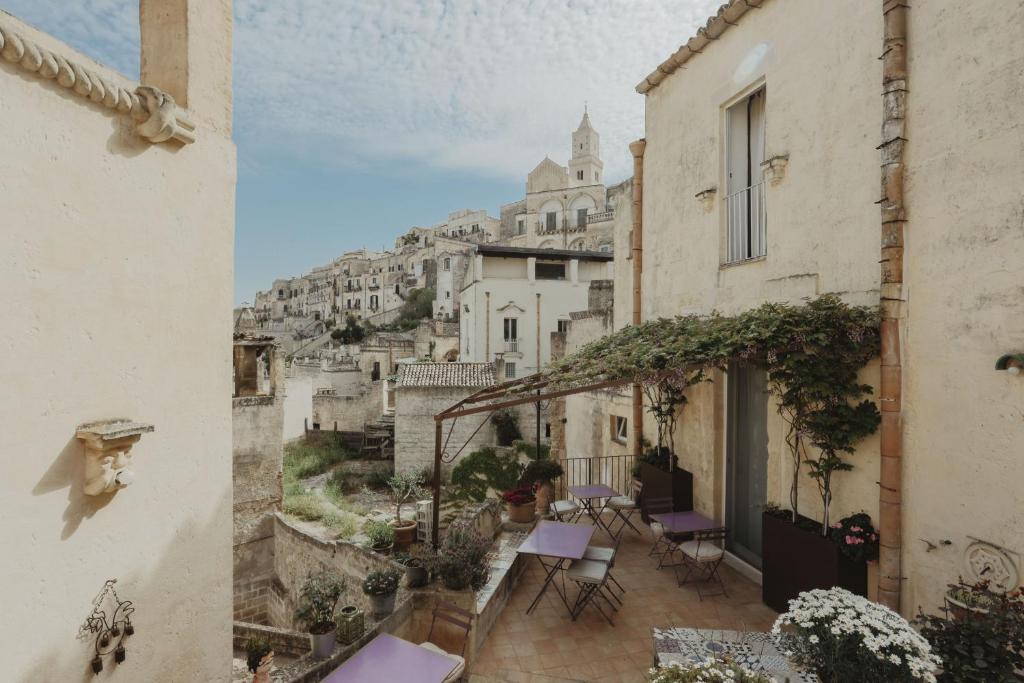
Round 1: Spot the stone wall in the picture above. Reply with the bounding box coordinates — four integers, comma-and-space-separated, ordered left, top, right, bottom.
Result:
394, 386, 496, 475
312, 389, 382, 432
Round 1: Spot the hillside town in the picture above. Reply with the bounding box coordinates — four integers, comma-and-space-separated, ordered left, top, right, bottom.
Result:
4, 2, 1024, 683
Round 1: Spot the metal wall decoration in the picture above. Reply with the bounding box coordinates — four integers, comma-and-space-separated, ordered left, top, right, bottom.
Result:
79, 579, 135, 674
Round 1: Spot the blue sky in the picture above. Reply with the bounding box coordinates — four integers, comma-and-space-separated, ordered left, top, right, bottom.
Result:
3, 1, 720, 304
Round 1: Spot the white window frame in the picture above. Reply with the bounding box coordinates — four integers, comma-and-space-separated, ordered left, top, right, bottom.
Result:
504, 362, 516, 379
612, 416, 628, 444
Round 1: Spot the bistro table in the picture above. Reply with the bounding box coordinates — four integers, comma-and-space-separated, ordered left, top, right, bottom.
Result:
516, 520, 595, 617
322, 633, 458, 683
568, 484, 620, 538
649, 510, 720, 569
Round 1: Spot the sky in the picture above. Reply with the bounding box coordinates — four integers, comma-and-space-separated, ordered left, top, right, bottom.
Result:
3, 0, 722, 304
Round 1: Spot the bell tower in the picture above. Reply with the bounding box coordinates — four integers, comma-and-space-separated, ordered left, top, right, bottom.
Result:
568, 107, 603, 188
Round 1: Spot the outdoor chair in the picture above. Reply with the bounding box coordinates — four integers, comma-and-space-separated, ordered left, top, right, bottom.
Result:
582, 537, 624, 603
606, 479, 642, 538
419, 601, 473, 682
550, 498, 580, 523
674, 527, 728, 600
566, 558, 617, 625
643, 495, 687, 569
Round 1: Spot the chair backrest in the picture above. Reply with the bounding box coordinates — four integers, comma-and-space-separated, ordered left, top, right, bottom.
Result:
694, 527, 728, 557
643, 495, 674, 516
630, 478, 643, 500
426, 600, 473, 656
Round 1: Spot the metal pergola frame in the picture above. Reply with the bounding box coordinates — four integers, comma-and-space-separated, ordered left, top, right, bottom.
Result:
430, 372, 631, 547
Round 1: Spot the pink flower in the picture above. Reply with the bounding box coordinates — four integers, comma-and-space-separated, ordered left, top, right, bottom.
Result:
850, 526, 862, 533
845, 535, 855, 544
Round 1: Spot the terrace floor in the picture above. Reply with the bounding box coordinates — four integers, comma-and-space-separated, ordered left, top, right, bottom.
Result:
468, 522, 778, 683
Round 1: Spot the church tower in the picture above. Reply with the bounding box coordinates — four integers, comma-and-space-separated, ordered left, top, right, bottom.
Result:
568, 108, 603, 188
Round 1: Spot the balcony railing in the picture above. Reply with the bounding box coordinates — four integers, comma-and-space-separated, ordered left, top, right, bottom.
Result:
724, 181, 767, 264
504, 338, 519, 353
554, 454, 637, 501
587, 210, 614, 224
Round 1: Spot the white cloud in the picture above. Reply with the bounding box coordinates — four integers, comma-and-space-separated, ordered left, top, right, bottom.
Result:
3, 0, 723, 181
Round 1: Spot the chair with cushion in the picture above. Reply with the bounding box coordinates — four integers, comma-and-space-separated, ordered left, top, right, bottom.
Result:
566, 558, 616, 625
674, 527, 728, 600
606, 479, 642, 538
582, 538, 624, 603
550, 498, 580, 523
642, 495, 687, 569
419, 601, 472, 682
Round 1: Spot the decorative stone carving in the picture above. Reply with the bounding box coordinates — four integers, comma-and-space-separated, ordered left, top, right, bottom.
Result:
75, 420, 155, 496
963, 541, 1019, 593
694, 187, 717, 213
761, 154, 790, 186
0, 22, 195, 145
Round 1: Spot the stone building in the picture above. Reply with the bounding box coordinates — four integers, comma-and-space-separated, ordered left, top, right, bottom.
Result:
619, 0, 1024, 615
394, 363, 497, 475
0, 2, 236, 680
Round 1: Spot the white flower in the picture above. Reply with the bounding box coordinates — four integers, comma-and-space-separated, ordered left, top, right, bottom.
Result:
808, 635, 819, 644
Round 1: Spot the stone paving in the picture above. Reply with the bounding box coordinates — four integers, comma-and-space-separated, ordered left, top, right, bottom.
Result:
468, 521, 777, 683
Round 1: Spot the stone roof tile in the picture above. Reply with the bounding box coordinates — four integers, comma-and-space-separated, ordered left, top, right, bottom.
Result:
397, 362, 495, 388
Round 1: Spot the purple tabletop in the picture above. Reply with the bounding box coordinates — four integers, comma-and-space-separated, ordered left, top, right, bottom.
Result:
322, 633, 457, 683
516, 520, 595, 560
650, 510, 719, 534
569, 484, 619, 499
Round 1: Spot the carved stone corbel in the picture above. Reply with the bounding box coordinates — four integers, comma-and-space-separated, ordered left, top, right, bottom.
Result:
76, 420, 155, 496
134, 86, 195, 145
695, 187, 717, 213
761, 154, 790, 186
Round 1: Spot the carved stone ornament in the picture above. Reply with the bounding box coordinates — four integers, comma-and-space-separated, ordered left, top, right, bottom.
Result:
963, 541, 1019, 593
694, 187, 717, 213
760, 154, 790, 186
0, 22, 195, 145
76, 420, 155, 496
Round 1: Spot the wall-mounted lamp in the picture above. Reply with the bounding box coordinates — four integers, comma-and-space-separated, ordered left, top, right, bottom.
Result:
995, 353, 1024, 376
75, 420, 154, 496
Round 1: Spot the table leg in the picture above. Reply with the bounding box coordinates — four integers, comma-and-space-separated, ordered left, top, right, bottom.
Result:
582, 498, 617, 540
526, 556, 571, 616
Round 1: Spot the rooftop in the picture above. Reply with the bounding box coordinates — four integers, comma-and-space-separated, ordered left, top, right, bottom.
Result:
476, 244, 613, 262
397, 362, 496, 388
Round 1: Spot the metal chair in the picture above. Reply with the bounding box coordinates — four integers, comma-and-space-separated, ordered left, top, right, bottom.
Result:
607, 479, 643, 538
675, 527, 729, 600
643, 495, 687, 569
550, 498, 581, 523
566, 558, 617, 625
582, 537, 624, 603
419, 601, 473, 682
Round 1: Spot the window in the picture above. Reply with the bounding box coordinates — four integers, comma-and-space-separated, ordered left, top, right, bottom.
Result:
503, 317, 517, 341
576, 170, 583, 181
612, 416, 628, 444
371, 362, 380, 382
370, 295, 379, 309
445, 290, 450, 299
557, 319, 570, 334
599, 244, 612, 253
394, 284, 400, 294
724, 87, 767, 263
443, 257, 451, 271
544, 422, 551, 438
545, 212, 557, 231
505, 362, 516, 379
577, 208, 588, 227
595, 172, 599, 182
517, 219, 525, 234
535, 262, 566, 280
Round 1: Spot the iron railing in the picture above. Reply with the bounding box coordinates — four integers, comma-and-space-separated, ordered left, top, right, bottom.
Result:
504, 338, 519, 353
554, 454, 637, 501
724, 181, 767, 264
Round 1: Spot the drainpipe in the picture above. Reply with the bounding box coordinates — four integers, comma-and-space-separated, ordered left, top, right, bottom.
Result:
878, 0, 908, 612
629, 139, 647, 459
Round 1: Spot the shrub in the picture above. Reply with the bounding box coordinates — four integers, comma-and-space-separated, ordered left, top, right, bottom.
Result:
450, 447, 523, 502
361, 569, 401, 596
387, 471, 424, 524
294, 572, 346, 635
501, 486, 536, 506
363, 519, 395, 548
491, 410, 522, 446
434, 521, 490, 590
323, 469, 349, 506
245, 637, 272, 673
647, 659, 773, 683
521, 458, 563, 484
513, 439, 550, 461
773, 587, 940, 682
284, 493, 327, 521
632, 445, 678, 478
828, 512, 879, 563
320, 511, 358, 539
285, 440, 351, 480
365, 463, 393, 490
917, 581, 1024, 682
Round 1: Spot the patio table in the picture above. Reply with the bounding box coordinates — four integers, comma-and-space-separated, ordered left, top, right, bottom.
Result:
649, 510, 718, 535
516, 520, 595, 617
568, 484, 620, 539
322, 633, 458, 683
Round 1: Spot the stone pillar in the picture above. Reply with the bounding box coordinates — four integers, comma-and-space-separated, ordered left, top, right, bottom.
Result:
569, 259, 579, 283
527, 257, 537, 281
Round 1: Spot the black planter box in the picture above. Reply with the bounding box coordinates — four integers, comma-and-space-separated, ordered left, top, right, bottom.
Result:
638, 463, 694, 522
762, 511, 868, 613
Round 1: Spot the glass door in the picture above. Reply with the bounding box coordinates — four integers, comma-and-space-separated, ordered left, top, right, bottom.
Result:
725, 363, 769, 568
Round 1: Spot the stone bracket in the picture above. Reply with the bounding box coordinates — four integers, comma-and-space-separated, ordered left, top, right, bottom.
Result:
76, 420, 155, 496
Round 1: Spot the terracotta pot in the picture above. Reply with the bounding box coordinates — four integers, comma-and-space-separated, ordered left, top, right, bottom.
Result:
945, 592, 989, 620
390, 519, 417, 550
508, 502, 535, 524
252, 652, 274, 683
534, 481, 554, 518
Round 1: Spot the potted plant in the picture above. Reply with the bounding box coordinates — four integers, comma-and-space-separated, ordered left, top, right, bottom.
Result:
521, 458, 563, 518
648, 659, 773, 682
774, 587, 940, 682
294, 571, 346, 659
363, 519, 395, 555
502, 485, 536, 524
245, 637, 273, 683
918, 582, 1024, 681
362, 569, 401, 618
394, 548, 431, 588
434, 521, 490, 590
386, 471, 424, 550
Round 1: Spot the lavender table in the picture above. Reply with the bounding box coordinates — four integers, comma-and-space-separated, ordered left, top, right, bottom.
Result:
568, 484, 620, 538
516, 520, 595, 617
649, 511, 718, 534
322, 633, 457, 683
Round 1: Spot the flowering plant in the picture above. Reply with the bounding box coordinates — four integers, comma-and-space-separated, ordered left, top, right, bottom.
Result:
828, 512, 879, 563
294, 571, 346, 635
773, 587, 940, 683
647, 659, 774, 682
361, 569, 400, 596
434, 520, 491, 590
501, 485, 536, 506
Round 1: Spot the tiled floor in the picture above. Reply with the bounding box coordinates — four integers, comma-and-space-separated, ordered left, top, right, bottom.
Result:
468, 521, 778, 683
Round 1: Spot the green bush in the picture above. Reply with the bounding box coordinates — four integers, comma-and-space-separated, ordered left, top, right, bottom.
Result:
284, 440, 352, 480
491, 410, 522, 446
363, 520, 395, 548
365, 463, 393, 489
323, 469, 349, 505
513, 439, 550, 461
450, 447, 524, 502
321, 511, 358, 539
283, 493, 327, 521
294, 571, 346, 635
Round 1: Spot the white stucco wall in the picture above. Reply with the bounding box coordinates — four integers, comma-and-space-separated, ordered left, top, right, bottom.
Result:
0, 5, 235, 680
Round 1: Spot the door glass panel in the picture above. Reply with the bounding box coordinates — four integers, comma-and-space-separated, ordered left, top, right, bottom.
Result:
726, 363, 769, 568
